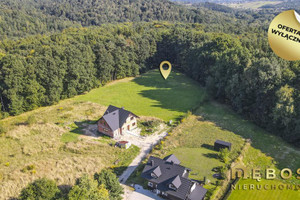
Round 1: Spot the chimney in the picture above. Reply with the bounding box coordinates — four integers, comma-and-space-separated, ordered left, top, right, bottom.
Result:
151, 160, 154, 166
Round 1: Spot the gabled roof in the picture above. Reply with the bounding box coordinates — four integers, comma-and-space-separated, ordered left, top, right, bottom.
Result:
102, 105, 138, 131
141, 156, 192, 200
103, 110, 119, 131
164, 154, 181, 165
152, 166, 162, 177
188, 185, 208, 200
171, 175, 182, 189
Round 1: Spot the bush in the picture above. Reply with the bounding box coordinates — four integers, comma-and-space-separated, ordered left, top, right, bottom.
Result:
218, 148, 230, 164
26, 115, 37, 126
21, 165, 36, 173
139, 119, 161, 136
19, 178, 60, 200
0, 123, 7, 135
220, 166, 228, 179
94, 169, 123, 200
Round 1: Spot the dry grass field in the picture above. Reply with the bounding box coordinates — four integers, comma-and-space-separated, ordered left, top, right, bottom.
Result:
0, 100, 139, 199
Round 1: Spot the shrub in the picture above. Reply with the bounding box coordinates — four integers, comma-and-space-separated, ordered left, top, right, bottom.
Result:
220, 166, 228, 179
21, 165, 36, 173
0, 123, 7, 135
218, 148, 230, 164
4, 162, 10, 167
26, 115, 37, 126
19, 178, 60, 200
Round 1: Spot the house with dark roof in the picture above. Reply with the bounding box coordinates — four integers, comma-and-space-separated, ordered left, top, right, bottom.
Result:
97, 105, 139, 138
141, 155, 207, 200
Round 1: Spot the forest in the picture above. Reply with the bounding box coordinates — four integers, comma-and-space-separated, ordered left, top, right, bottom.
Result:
0, 1, 299, 146
0, 0, 284, 40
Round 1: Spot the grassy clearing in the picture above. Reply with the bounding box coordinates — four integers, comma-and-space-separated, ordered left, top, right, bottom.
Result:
61, 132, 79, 143
228, 179, 300, 200
74, 70, 206, 122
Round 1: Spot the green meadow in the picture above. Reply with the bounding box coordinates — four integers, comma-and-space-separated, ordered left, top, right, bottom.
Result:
75, 70, 206, 121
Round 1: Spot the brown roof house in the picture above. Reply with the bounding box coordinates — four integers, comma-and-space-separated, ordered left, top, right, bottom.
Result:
141, 155, 207, 200
98, 105, 139, 138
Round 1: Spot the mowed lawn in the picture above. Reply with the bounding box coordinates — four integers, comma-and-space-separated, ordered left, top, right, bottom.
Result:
75, 70, 206, 121
196, 102, 300, 171
228, 179, 300, 200
195, 102, 300, 199
152, 115, 245, 183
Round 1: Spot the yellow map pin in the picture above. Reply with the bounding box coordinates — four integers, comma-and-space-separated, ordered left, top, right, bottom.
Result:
159, 61, 172, 80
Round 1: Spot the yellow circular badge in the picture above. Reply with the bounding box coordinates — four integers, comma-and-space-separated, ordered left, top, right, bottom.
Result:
268, 10, 300, 61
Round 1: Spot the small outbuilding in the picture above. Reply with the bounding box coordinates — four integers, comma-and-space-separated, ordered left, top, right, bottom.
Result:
116, 141, 131, 149
214, 140, 232, 151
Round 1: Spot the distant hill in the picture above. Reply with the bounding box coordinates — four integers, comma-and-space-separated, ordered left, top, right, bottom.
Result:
0, 0, 279, 40
0, 0, 224, 39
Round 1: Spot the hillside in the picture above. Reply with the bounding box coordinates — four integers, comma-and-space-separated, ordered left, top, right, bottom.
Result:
0, 0, 228, 40
0, 0, 276, 40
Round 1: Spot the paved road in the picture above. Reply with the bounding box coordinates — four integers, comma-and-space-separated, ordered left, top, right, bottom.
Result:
118, 129, 168, 184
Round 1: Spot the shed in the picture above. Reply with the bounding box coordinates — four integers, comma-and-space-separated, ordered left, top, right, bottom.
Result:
116, 141, 131, 149
214, 140, 231, 151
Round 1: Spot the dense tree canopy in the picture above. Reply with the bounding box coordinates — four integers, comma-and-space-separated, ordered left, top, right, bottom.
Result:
68, 175, 109, 200
94, 169, 124, 200
0, 0, 290, 40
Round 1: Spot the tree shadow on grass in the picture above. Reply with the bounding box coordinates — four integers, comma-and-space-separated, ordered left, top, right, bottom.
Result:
201, 144, 215, 151
203, 153, 219, 160
70, 120, 98, 135
112, 166, 128, 177
132, 70, 205, 119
